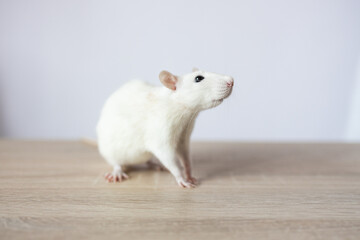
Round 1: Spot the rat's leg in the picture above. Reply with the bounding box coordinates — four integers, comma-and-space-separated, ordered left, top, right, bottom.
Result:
177, 142, 197, 185
104, 164, 129, 183
152, 148, 195, 188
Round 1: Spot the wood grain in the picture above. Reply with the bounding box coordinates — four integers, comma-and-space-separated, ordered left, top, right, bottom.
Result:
0, 140, 360, 239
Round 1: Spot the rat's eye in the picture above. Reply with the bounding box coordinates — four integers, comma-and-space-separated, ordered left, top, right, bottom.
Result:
195, 75, 204, 83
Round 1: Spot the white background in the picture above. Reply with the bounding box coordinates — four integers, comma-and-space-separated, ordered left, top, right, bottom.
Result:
0, 0, 360, 141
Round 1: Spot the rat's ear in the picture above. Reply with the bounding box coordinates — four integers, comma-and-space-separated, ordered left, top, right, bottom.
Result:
192, 67, 199, 72
159, 70, 178, 90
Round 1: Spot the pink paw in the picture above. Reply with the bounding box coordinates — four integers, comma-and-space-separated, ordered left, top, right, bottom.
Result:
187, 177, 198, 185
104, 172, 129, 183
177, 178, 197, 188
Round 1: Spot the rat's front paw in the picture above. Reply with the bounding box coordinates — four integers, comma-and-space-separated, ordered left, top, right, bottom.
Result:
104, 172, 129, 183
177, 178, 197, 188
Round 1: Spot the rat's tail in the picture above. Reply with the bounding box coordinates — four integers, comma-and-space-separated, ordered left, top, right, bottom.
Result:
81, 138, 98, 148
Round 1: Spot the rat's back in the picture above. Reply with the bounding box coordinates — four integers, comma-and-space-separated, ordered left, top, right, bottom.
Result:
96, 80, 155, 166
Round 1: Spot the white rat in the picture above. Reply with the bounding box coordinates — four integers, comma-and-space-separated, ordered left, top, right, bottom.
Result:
96, 68, 234, 188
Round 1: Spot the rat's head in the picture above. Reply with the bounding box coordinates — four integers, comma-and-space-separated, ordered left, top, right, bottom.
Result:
159, 68, 234, 110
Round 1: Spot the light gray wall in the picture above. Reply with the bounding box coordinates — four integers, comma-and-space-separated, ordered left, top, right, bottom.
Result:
0, 0, 360, 141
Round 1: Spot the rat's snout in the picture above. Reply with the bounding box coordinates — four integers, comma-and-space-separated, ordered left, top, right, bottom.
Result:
216, 76, 234, 101
226, 77, 234, 88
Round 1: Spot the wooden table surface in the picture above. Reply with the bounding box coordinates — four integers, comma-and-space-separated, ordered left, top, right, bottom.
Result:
0, 140, 360, 239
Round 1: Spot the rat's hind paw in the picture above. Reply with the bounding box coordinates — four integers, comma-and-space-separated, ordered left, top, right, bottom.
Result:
177, 178, 197, 188
187, 176, 198, 185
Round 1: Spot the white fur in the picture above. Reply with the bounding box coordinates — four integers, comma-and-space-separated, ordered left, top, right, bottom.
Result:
96, 69, 234, 188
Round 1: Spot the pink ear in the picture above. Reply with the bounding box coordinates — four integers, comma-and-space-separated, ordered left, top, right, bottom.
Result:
159, 71, 177, 90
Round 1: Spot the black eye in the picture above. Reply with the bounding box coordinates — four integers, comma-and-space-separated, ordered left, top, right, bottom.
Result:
195, 75, 204, 83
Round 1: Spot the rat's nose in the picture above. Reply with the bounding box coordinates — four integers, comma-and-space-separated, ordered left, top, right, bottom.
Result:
226, 78, 234, 88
